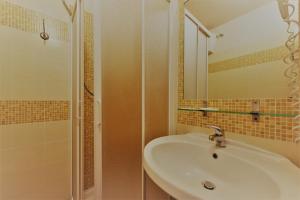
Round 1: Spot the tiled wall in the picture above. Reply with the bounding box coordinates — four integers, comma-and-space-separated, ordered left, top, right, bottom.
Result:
178, 98, 299, 143
84, 11, 94, 190
177, 1, 299, 143
0, 1, 72, 199
0, 0, 95, 190
0, 100, 70, 125
0, 0, 70, 125
0, 0, 69, 41
209, 46, 288, 73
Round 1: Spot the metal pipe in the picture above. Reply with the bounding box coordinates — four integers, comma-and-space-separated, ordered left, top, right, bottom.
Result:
280, 0, 300, 143
277, 0, 289, 20
61, 0, 77, 22
184, 0, 191, 5
61, 0, 72, 16
71, 0, 77, 22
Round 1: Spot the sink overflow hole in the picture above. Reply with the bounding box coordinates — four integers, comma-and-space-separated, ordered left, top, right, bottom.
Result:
203, 181, 216, 190
212, 153, 218, 159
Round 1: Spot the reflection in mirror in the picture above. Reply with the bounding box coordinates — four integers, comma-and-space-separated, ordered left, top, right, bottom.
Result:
184, 10, 208, 100
184, 0, 299, 99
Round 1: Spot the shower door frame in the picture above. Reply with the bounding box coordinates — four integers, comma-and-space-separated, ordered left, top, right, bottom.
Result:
74, 0, 179, 199
72, 0, 85, 199
73, 0, 103, 199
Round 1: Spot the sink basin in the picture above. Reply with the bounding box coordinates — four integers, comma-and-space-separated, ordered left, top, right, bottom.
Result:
143, 133, 300, 200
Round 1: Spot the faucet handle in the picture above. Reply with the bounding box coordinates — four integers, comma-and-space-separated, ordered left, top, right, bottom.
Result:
207, 125, 223, 136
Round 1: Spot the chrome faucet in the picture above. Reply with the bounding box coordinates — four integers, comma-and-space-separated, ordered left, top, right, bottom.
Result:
208, 125, 226, 148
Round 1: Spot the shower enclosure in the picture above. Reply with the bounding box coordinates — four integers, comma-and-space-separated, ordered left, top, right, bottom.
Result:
0, 0, 175, 199
0, 0, 100, 199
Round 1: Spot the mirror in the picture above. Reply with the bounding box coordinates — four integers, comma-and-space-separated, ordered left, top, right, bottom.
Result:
184, 11, 208, 100
183, 0, 299, 100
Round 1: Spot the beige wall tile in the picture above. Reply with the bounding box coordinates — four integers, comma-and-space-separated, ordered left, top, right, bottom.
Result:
0, 144, 44, 172
0, 161, 71, 199
208, 61, 289, 99
0, 121, 71, 199
0, 122, 44, 150
43, 121, 71, 142
0, 27, 70, 100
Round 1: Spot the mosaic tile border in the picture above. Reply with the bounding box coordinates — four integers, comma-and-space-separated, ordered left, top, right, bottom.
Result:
84, 11, 95, 190
0, 0, 69, 41
178, 98, 300, 143
178, 0, 185, 103
0, 100, 70, 125
208, 46, 288, 73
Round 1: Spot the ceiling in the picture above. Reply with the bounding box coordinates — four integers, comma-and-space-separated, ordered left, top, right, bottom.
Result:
185, 0, 275, 29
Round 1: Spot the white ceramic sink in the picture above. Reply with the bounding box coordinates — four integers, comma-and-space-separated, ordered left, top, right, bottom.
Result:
143, 133, 300, 200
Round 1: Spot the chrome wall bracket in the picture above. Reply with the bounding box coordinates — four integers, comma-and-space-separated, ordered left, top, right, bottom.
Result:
251, 100, 260, 122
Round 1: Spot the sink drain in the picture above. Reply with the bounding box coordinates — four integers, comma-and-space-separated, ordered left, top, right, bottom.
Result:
202, 181, 216, 190
212, 153, 218, 159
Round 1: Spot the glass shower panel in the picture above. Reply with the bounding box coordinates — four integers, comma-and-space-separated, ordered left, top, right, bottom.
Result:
144, 0, 170, 199
0, 0, 72, 199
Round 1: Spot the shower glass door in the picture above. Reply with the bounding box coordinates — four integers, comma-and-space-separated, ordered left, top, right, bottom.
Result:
0, 0, 72, 199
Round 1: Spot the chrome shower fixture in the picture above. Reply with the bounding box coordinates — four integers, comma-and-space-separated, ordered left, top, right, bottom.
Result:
216, 33, 224, 39
61, 0, 77, 22
277, 0, 290, 20
184, 0, 191, 5
279, 0, 300, 143
40, 19, 49, 41
62, 0, 73, 16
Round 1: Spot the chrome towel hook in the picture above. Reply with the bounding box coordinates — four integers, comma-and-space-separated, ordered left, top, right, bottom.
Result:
40, 19, 50, 40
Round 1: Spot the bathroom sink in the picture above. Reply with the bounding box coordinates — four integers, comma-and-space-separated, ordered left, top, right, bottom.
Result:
143, 133, 300, 200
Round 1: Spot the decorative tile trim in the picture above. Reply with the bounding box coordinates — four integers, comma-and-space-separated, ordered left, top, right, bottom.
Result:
84, 12, 94, 95
0, 0, 69, 41
0, 100, 70, 125
208, 46, 288, 73
178, 0, 185, 103
178, 98, 299, 143
84, 11, 94, 190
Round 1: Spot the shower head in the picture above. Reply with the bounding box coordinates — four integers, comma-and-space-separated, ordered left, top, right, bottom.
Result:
277, 0, 289, 20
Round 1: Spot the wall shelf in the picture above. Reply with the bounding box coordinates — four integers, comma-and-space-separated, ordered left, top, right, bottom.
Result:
178, 108, 297, 118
